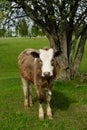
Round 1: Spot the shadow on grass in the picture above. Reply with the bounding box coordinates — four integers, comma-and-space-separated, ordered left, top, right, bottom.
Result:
51, 90, 75, 111
32, 84, 76, 113
33, 89, 75, 112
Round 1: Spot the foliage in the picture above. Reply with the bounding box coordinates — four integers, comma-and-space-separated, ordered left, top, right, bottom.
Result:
0, 28, 6, 37
0, 10, 5, 20
6, 29, 12, 37
31, 23, 45, 37
18, 19, 28, 37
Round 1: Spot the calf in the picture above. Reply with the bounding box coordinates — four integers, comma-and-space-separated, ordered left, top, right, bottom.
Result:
18, 48, 61, 120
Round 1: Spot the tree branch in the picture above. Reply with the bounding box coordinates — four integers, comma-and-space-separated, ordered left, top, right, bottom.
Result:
73, 28, 87, 66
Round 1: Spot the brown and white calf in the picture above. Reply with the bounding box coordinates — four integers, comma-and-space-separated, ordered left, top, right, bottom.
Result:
18, 48, 61, 120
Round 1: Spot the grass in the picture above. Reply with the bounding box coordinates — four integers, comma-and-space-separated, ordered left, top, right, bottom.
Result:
0, 37, 87, 130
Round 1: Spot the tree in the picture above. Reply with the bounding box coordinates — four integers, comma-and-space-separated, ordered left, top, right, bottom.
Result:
31, 23, 45, 37
0, 28, 6, 37
31, 24, 39, 37
18, 19, 28, 37
6, 29, 12, 37
0, 0, 87, 80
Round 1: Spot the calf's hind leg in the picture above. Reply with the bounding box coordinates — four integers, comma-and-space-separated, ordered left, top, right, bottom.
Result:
28, 83, 33, 107
21, 77, 29, 109
21, 77, 33, 108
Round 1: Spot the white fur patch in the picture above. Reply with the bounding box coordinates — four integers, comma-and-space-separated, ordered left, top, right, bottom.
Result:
39, 49, 54, 77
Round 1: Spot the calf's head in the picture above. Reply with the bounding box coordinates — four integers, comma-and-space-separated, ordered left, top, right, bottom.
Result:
31, 48, 61, 78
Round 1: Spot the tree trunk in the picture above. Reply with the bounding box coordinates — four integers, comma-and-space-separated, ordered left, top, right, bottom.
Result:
56, 32, 70, 80
46, 31, 71, 80
71, 31, 87, 78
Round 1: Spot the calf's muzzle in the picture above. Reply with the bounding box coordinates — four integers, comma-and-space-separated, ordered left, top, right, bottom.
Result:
43, 72, 51, 78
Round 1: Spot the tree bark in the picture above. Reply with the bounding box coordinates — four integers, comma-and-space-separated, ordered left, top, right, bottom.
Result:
56, 32, 70, 80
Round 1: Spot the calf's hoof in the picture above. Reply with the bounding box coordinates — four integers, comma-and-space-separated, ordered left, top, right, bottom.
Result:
39, 114, 44, 120
29, 102, 33, 107
24, 104, 28, 109
39, 108, 44, 120
24, 100, 28, 109
47, 107, 53, 120
48, 115, 53, 120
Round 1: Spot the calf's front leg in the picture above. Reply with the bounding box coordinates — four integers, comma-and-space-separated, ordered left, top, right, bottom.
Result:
46, 90, 53, 119
36, 88, 44, 120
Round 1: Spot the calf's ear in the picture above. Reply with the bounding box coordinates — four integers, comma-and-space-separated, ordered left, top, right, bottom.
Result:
31, 52, 39, 58
54, 50, 62, 57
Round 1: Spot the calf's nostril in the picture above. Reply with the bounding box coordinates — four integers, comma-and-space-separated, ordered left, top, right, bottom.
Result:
44, 72, 50, 76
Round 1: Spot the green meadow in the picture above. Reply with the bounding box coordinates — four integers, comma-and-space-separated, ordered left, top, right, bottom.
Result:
0, 37, 87, 130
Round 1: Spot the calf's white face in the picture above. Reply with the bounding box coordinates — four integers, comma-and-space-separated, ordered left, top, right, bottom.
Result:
39, 48, 54, 77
